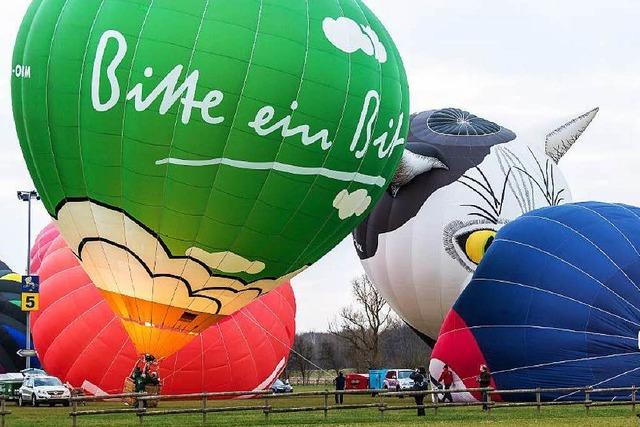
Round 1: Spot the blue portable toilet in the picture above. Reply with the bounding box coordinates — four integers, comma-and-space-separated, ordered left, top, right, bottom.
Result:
368, 369, 388, 390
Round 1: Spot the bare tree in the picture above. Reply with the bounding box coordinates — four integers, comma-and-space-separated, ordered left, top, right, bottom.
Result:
330, 275, 393, 370
380, 318, 431, 368
319, 336, 347, 374
288, 334, 314, 385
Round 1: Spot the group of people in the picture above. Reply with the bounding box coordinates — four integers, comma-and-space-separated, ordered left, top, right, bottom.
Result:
130, 366, 160, 392
411, 364, 493, 416
332, 365, 492, 415
129, 354, 161, 393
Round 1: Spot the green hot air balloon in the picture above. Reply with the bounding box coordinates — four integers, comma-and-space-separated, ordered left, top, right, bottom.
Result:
12, 0, 409, 358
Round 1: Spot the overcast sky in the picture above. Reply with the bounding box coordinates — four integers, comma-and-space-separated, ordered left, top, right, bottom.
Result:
1, 1, 639, 332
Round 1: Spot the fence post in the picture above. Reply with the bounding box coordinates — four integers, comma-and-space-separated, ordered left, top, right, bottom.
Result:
201, 394, 207, 425
434, 390, 439, 416
487, 388, 492, 413
1, 397, 5, 427
323, 390, 328, 419
632, 386, 636, 414
536, 388, 541, 414
138, 396, 145, 425
72, 398, 78, 427
264, 395, 270, 420
584, 387, 591, 415
379, 391, 384, 420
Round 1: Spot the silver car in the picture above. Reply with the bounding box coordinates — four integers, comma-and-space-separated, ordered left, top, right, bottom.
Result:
271, 379, 294, 393
18, 375, 70, 407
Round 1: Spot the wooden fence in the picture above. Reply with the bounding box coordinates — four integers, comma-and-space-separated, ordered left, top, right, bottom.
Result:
65, 385, 640, 426
0, 397, 9, 427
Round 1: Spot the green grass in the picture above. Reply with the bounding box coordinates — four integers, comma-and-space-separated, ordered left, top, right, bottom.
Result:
3, 386, 638, 427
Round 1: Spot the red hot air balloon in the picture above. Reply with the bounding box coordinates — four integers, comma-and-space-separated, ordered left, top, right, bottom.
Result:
31, 226, 296, 395
29, 222, 58, 274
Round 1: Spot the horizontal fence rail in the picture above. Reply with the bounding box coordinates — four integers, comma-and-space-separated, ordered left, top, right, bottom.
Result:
62, 385, 640, 426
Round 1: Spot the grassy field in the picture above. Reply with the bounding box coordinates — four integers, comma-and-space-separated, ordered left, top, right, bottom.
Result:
3, 386, 639, 427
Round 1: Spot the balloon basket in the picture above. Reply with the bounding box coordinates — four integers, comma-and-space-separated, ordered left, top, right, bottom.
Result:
144, 385, 160, 407
122, 378, 135, 406
123, 355, 162, 407
122, 378, 161, 407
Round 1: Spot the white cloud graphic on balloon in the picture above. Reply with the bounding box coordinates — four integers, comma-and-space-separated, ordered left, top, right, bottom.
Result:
333, 189, 372, 220
322, 17, 387, 64
54, 200, 301, 315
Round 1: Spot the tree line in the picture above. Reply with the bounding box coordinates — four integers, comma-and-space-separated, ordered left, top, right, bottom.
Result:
286, 275, 431, 383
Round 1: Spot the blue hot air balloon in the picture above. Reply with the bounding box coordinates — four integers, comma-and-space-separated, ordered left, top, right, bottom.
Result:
0, 261, 41, 372
430, 202, 640, 402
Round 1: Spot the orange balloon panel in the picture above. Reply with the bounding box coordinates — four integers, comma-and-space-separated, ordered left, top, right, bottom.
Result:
99, 290, 224, 359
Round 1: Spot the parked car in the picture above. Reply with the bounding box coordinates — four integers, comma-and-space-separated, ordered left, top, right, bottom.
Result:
345, 373, 369, 390
18, 375, 70, 407
0, 373, 24, 402
369, 369, 415, 391
271, 379, 293, 393
394, 370, 416, 391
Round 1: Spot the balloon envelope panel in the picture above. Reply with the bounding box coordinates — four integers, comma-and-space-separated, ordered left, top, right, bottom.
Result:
12, 0, 408, 358
31, 226, 296, 394
29, 222, 58, 275
432, 202, 640, 401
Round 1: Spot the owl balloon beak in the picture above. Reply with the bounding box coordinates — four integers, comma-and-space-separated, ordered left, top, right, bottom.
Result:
389, 150, 448, 197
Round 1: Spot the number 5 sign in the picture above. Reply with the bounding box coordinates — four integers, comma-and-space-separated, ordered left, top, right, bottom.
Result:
21, 275, 40, 312
21, 293, 39, 311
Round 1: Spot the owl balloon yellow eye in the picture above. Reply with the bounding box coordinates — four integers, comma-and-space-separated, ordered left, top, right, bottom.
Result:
462, 229, 497, 265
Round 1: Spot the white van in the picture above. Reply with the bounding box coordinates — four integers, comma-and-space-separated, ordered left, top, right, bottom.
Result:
383, 369, 415, 391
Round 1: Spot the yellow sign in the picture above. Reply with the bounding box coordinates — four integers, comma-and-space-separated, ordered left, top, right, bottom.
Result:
21, 293, 39, 312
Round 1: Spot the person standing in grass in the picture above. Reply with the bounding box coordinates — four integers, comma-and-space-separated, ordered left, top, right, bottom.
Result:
334, 371, 346, 404
438, 365, 454, 403
477, 365, 492, 411
410, 367, 428, 416
130, 366, 145, 393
